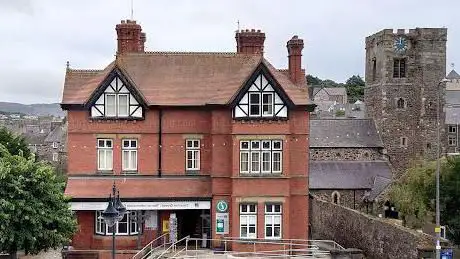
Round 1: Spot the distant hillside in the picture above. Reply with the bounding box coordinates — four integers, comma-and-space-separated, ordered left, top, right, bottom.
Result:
0, 102, 64, 117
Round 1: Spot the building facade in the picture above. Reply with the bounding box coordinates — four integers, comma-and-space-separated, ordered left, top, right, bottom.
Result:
62, 20, 313, 255
364, 28, 447, 175
445, 69, 460, 153
309, 119, 391, 212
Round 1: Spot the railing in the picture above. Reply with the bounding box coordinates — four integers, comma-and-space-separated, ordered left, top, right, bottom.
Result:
132, 232, 169, 259
222, 237, 344, 252
181, 237, 331, 258
156, 235, 190, 258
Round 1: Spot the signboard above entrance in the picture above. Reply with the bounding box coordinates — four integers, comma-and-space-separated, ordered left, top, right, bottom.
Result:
71, 201, 211, 211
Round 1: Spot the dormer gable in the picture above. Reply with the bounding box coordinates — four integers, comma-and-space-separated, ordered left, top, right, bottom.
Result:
86, 67, 146, 119
232, 64, 294, 119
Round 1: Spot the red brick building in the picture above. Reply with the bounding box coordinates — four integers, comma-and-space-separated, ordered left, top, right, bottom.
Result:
62, 20, 313, 255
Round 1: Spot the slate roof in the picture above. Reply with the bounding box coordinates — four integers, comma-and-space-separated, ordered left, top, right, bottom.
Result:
447, 69, 460, 80
312, 87, 347, 97
309, 119, 383, 147
44, 125, 66, 143
309, 161, 391, 189
445, 107, 460, 124
446, 90, 460, 106
365, 176, 392, 201
62, 52, 310, 107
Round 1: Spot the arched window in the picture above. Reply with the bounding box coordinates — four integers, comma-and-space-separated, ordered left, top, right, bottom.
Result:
331, 191, 341, 205
396, 98, 406, 109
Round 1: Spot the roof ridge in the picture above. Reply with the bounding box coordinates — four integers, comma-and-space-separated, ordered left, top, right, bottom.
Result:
68, 69, 104, 73
136, 51, 242, 56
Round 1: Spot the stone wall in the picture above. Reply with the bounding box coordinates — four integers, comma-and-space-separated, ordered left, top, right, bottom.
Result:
310, 147, 384, 161
310, 195, 438, 259
311, 189, 367, 211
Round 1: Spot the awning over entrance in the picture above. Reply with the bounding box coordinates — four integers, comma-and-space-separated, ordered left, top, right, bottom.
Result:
71, 200, 211, 211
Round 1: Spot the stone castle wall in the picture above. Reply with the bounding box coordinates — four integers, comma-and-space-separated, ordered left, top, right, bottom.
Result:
309, 195, 439, 259
310, 147, 384, 161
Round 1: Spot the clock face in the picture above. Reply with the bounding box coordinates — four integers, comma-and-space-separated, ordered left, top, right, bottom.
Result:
394, 37, 408, 53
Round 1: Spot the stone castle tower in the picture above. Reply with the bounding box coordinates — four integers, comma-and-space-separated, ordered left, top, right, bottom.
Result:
364, 28, 447, 175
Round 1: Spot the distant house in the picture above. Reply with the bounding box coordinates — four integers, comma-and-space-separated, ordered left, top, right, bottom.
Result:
445, 69, 460, 154
23, 115, 39, 120
9, 114, 21, 119
312, 87, 348, 104
309, 119, 392, 213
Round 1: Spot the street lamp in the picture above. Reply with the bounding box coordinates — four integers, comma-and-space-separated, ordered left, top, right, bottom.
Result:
101, 183, 126, 259
435, 77, 450, 259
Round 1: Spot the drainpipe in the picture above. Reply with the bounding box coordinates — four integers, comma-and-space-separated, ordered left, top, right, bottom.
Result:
158, 108, 163, 177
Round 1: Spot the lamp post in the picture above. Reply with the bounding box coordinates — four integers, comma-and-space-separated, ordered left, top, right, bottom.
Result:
435, 78, 449, 259
101, 183, 126, 259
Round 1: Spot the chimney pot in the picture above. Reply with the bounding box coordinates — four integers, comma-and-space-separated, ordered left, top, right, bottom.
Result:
235, 29, 266, 55
116, 20, 145, 55
287, 35, 305, 85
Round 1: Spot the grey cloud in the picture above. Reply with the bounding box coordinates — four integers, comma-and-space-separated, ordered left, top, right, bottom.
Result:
0, 0, 459, 104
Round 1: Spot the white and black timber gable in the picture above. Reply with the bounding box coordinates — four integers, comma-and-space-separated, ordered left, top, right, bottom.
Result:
232, 64, 293, 119
86, 67, 146, 119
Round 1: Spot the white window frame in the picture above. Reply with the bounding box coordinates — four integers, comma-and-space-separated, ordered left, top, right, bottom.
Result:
240, 140, 283, 174
117, 94, 129, 117
105, 94, 117, 117
95, 211, 105, 235
448, 125, 457, 133
400, 137, 408, 148
97, 139, 113, 171
265, 204, 282, 239
122, 139, 138, 171
240, 204, 257, 239
186, 139, 200, 171
249, 93, 261, 116
52, 142, 58, 149
95, 211, 140, 236
262, 93, 274, 116
52, 152, 59, 162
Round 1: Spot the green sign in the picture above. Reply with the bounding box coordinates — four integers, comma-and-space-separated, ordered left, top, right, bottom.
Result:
216, 200, 228, 213
216, 213, 229, 234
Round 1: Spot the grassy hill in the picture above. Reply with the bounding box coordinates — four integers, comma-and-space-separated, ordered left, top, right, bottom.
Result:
0, 102, 64, 117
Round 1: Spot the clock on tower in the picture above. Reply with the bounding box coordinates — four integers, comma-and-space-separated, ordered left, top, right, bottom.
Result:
394, 36, 408, 53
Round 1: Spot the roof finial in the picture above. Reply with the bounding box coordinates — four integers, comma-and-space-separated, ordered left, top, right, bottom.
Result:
452, 63, 455, 69
237, 20, 240, 31
66, 61, 70, 70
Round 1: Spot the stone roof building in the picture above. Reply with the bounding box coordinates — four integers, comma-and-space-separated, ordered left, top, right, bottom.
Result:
309, 119, 391, 210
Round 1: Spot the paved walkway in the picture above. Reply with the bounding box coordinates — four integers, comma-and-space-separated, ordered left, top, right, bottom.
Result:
18, 249, 61, 259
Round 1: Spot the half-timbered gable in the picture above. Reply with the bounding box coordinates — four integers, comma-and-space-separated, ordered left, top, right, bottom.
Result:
232, 64, 292, 119
86, 68, 145, 119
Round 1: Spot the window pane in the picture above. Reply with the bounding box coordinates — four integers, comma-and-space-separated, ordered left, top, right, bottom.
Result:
251, 141, 260, 150
241, 205, 247, 213
262, 93, 273, 115
123, 140, 130, 148
251, 152, 260, 172
273, 152, 281, 172
273, 141, 281, 150
262, 141, 271, 149
98, 150, 105, 170
106, 95, 116, 116
241, 141, 249, 150
123, 150, 129, 170
274, 226, 281, 237
98, 140, 105, 147
250, 104, 260, 116
106, 150, 113, 170
249, 204, 256, 212
262, 152, 271, 172
250, 93, 260, 104
241, 227, 247, 237
266, 226, 273, 237
132, 151, 137, 170
118, 94, 129, 116
240, 152, 249, 172
249, 226, 256, 234
106, 140, 112, 148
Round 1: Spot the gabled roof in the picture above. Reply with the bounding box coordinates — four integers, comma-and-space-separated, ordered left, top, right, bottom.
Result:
62, 52, 310, 107
309, 161, 391, 189
310, 119, 383, 148
44, 125, 66, 143
312, 87, 347, 98
446, 69, 460, 80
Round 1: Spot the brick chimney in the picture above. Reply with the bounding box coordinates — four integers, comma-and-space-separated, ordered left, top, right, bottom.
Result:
287, 35, 304, 84
235, 29, 265, 54
116, 20, 145, 54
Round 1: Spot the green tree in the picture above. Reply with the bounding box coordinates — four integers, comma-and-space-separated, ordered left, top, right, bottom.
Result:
390, 157, 460, 244
0, 127, 31, 158
0, 144, 77, 257
345, 75, 365, 103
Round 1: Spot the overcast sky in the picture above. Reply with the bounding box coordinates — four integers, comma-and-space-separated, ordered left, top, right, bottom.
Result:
0, 0, 458, 104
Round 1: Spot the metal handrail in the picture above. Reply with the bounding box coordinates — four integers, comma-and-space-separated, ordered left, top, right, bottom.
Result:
184, 237, 329, 258
132, 232, 169, 259
156, 235, 190, 259
222, 236, 345, 250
